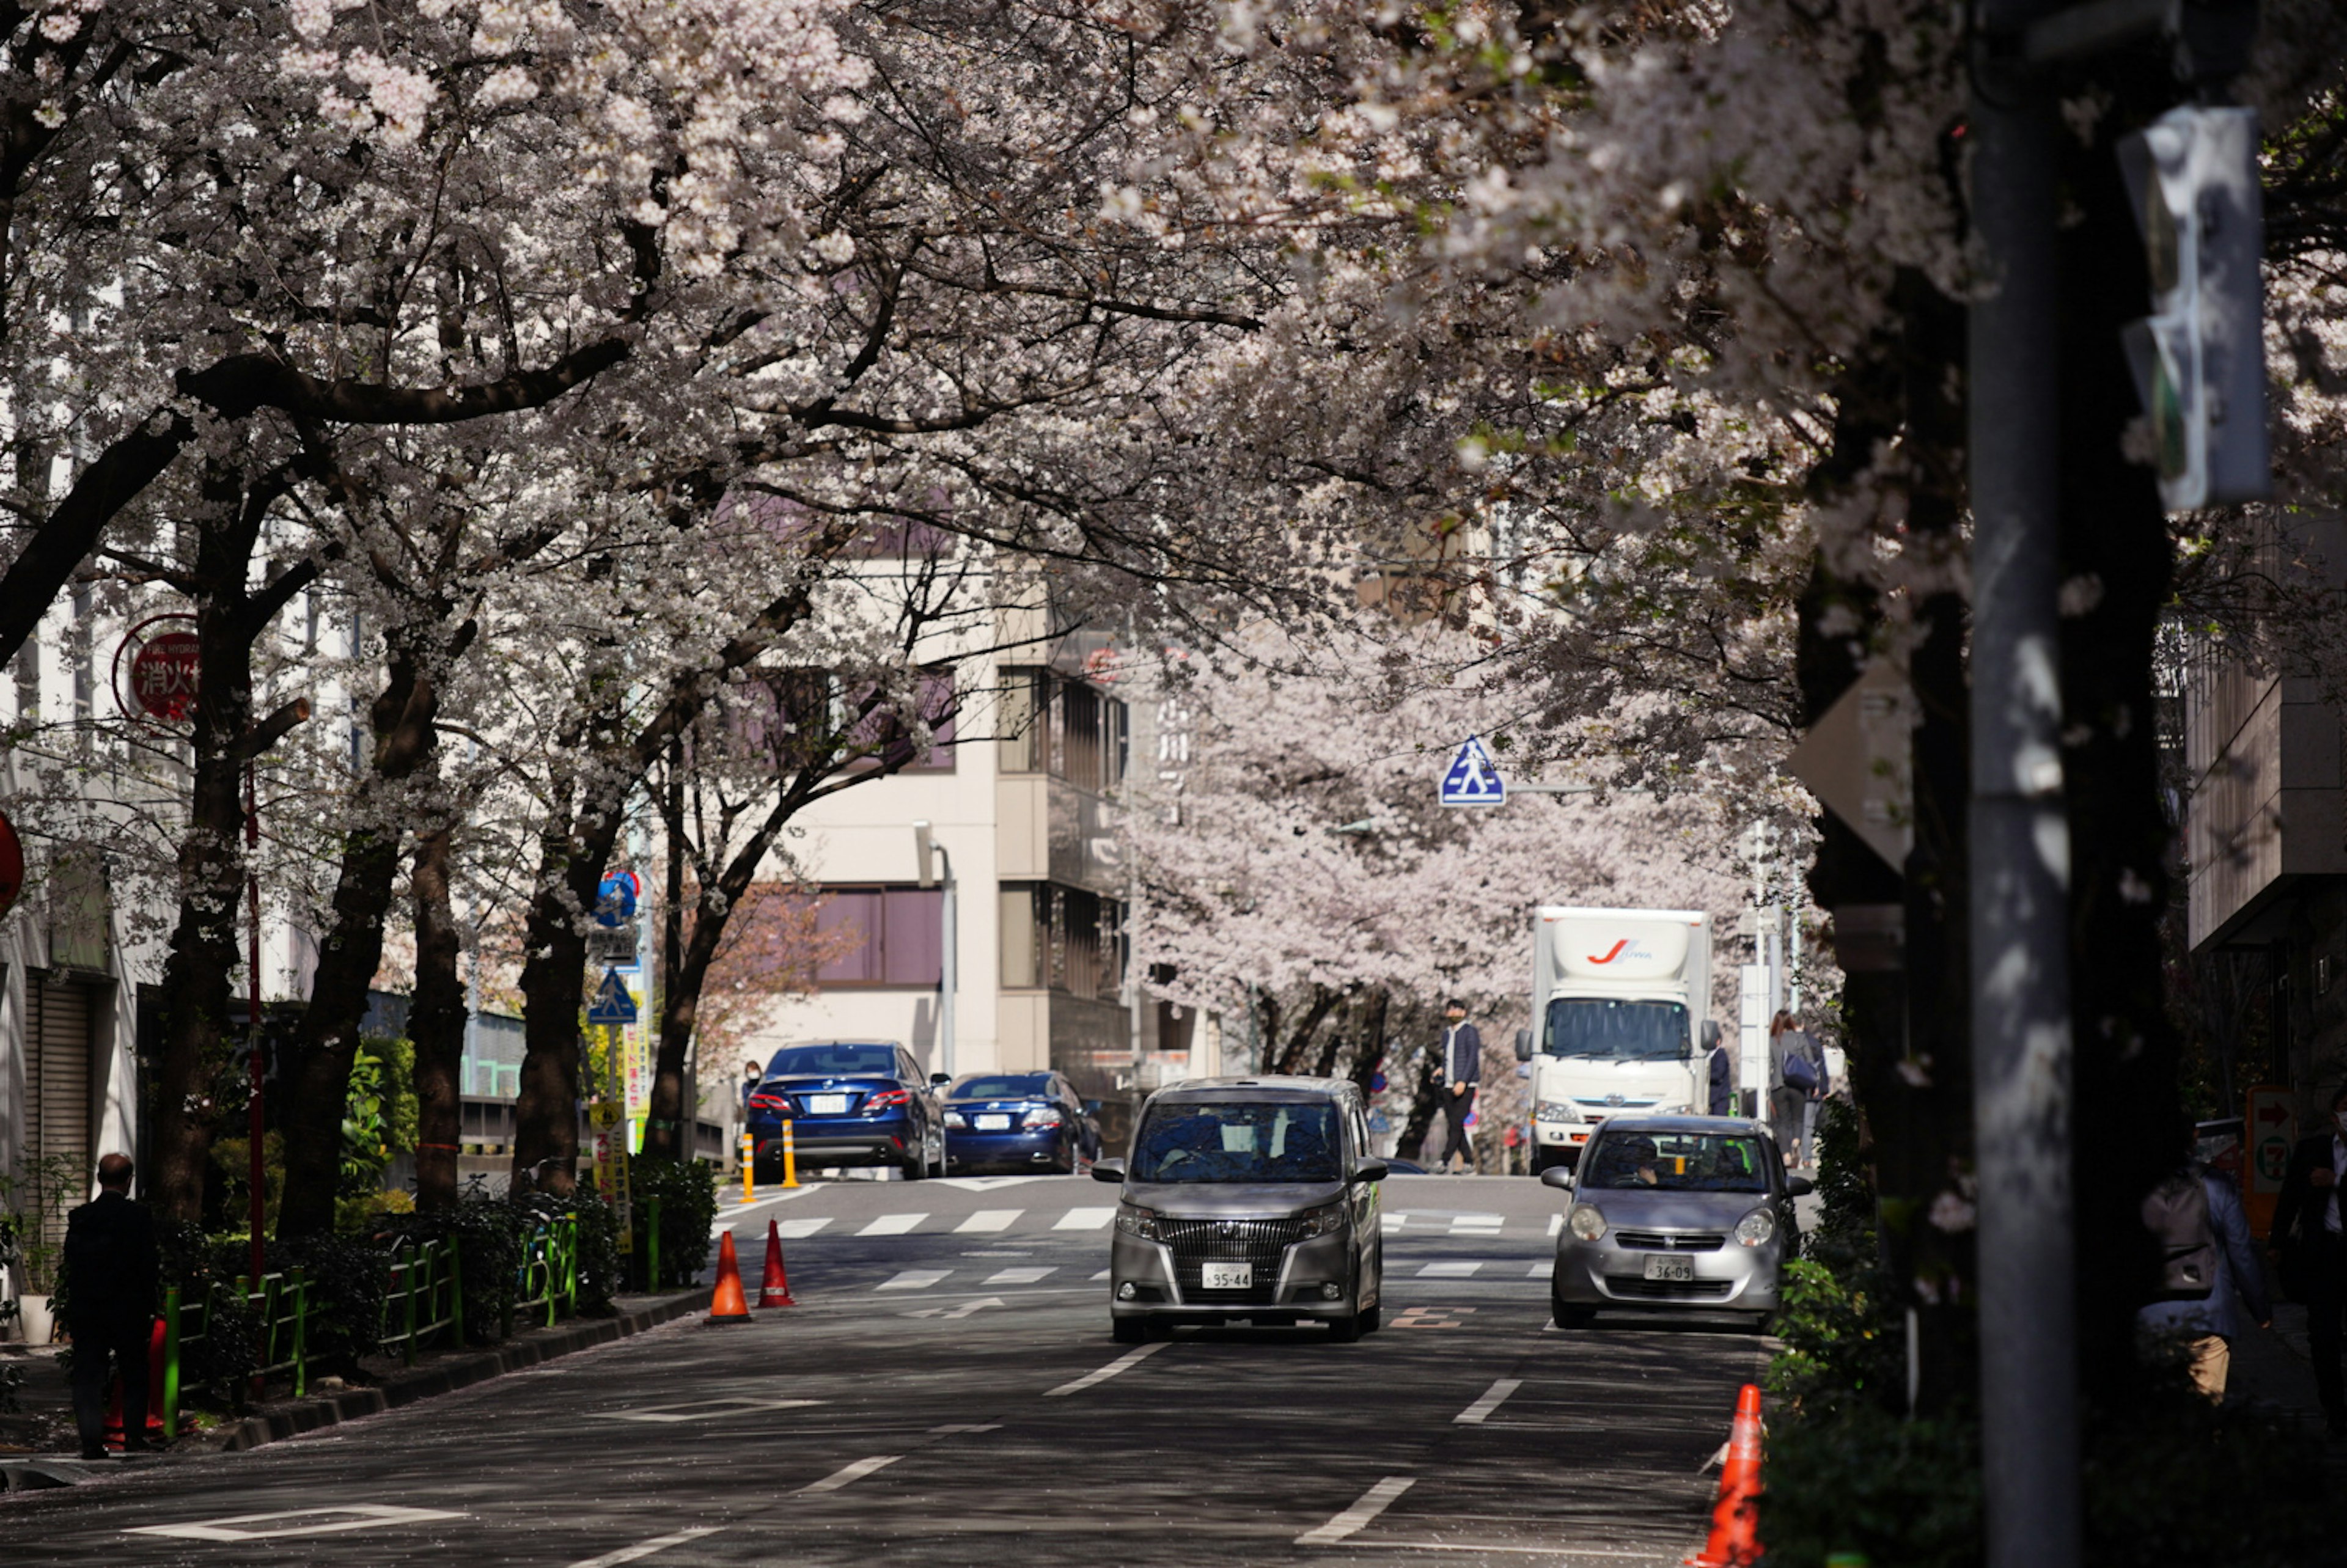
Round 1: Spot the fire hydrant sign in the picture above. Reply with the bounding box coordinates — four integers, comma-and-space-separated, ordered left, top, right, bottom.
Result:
129, 629, 201, 721
2246, 1085, 2291, 1242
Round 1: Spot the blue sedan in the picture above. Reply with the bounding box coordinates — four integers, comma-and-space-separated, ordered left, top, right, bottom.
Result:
942, 1072, 1100, 1175
745, 1041, 947, 1181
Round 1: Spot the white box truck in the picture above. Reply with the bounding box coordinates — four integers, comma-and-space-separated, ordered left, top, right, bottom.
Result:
1513, 907, 1719, 1173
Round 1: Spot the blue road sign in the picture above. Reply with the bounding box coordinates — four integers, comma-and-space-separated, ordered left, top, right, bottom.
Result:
1439, 735, 1506, 807
587, 968, 637, 1025
595, 870, 639, 928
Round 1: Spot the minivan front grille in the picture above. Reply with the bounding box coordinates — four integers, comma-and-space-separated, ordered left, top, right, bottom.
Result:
1161, 1217, 1306, 1305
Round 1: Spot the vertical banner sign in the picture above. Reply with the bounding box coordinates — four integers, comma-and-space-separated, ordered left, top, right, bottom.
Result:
586, 971, 637, 1255
2245, 1085, 2292, 1242
622, 969, 650, 1154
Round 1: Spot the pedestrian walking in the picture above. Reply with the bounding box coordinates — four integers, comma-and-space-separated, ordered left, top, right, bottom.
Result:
62, 1153, 159, 1459
1766, 1012, 1823, 1168
1436, 998, 1482, 1175
741, 1057, 763, 1106
2138, 1113, 2269, 1401
2274, 1085, 2347, 1435
1706, 1027, 1735, 1117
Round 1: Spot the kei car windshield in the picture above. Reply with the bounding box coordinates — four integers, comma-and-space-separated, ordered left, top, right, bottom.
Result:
1129, 1102, 1342, 1184
1543, 998, 1691, 1061
950, 1074, 1051, 1101
1584, 1132, 1770, 1194
764, 1044, 898, 1078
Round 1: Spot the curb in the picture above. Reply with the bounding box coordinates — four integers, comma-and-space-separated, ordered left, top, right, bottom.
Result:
205, 1290, 706, 1455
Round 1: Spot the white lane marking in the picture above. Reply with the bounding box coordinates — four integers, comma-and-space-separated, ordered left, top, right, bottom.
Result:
1364, 1542, 1673, 1559
1449, 1214, 1504, 1235
1381, 1214, 1405, 1234
1044, 1341, 1166, 1397
777, 1217, 832, 1240
935, 1176, 1058, 1190
1054, 1207, 1117, 1231
1417, 1261, 1483, 1278
1548, 1214, 1563, 1237
131, 1507, 465, 1542
878, 1269, 952, 1290
1452, 1379, 1524, 1425
905, 1297, 1005, 1320
1528, 1260, 1555, 1279
955, 1209, 1023, 1233
567, 1526, 722, 1568
859, 1212, 926, 1236
796, 1454, 903, 1495
930, 1423, 1003, 1434
1090, 1269, 1112, 1281
985, 1266, 1056, 1285
1296, 1476, 1416, 1545
597, 1398, 824, 1423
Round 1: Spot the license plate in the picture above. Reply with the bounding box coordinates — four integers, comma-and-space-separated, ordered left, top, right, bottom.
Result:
809, 1094, 850, 1115
974, 1113, 1012, 1130
1200, 1262, 1252, 1291
1643, 1254, 1696, 1283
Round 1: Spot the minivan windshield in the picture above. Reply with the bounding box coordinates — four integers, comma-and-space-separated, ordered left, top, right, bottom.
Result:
1543, 998, 1691, 1060
1130, 1102, 1342, 1184
1584, 1130, 1769, 1194
950, 1074, 1051, 1101
764, 1044, 898, 1078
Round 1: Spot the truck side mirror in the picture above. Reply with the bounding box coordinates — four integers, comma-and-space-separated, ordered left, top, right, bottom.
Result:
1513, 1027, 1533, 1063
1701, 1020, 1722, 1050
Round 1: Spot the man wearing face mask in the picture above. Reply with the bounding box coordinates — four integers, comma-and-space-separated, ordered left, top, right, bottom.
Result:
2273, 1085, 2347, 1435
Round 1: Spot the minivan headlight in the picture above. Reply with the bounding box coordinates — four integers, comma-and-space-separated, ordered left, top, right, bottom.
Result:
1297, 1201, 1345, 1239
1535, 1099, 1584, 1124
1115, 1203, 1166, 1241
1568, 1204, 1607, 1242
1734, 1207, 1777, 1248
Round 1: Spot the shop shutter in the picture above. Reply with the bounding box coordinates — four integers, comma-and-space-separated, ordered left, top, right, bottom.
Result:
25, 977, 92, 1244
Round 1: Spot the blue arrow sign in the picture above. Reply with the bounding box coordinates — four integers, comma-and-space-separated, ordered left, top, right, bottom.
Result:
1439, 735, 1506, 807
586, 968, 637, 1025
595, 870, 639, 928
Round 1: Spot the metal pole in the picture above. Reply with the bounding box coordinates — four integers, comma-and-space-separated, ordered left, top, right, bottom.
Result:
244, 762, 264, 1288
939, 844, 956, 1082
1969, 7, 2079, 1564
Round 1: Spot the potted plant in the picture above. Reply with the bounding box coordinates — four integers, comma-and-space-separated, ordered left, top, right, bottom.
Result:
2, 1153, 87, 1344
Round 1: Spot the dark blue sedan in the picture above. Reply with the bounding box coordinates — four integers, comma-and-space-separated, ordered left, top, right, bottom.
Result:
745, 1041, 948, 1181
942, 1072, 1101, 1175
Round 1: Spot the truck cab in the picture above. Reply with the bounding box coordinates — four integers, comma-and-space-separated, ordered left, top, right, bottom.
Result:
1515, 907, 1717, 1173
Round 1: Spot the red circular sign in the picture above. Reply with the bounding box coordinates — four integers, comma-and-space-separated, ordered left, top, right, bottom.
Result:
0, 808, 21, 922
128, 630, 202, 721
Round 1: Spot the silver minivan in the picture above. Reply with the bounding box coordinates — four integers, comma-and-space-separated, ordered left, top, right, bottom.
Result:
1543, 1114, 1810, 1330
1093, 1076, 1386, 1343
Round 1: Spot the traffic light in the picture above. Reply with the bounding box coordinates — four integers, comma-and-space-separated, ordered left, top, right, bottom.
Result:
2115, 104, 2269, 511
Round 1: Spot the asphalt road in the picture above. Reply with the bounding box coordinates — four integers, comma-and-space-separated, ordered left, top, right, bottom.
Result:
1, 1175, 1768, 1567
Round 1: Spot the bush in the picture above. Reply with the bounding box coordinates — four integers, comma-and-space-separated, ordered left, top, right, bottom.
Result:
630, 1158, 718, 1291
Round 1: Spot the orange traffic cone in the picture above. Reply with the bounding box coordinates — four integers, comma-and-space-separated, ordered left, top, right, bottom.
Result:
756, 1218, 796, 1308
102, 1319, 171, 1450
705, 1229, 753, 1325
1684, 1383, 1765, 1567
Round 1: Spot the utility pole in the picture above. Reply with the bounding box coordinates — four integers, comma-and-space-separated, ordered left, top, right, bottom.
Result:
1968, 1, 2079, 1562
914, 821, 955, 1080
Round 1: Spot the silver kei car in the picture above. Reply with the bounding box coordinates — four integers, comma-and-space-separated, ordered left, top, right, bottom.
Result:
1542, 1115, 1810, 1332
1092, 1076, 1387, 1344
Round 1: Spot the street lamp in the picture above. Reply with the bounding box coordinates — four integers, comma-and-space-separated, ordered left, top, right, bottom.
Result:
913, 821, 955, 1080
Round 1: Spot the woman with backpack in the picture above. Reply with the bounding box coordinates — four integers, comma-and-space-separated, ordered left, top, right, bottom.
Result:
1766, 1011, 1824, 1168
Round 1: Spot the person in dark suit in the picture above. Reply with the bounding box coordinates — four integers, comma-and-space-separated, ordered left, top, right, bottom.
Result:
2272, 1086, 2347, 1435
1436, 998, 1483, 1174
62, 1152, 160, 1459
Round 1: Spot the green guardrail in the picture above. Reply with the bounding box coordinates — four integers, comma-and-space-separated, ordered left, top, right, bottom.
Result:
381, 1237, 465, 1366
161, 1284, 206, 1436
509, 1214, 579, 1334
235, 1269, 309, 1399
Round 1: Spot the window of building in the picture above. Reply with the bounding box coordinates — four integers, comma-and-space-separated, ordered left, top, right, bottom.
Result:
999, 881, 1124, 1002
815, 886, 944, 986
996, 667, 1126, 790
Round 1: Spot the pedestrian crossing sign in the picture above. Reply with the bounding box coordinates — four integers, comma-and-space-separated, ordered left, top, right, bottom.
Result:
1439, 735, 1506, 807
587, 967, 637, 1025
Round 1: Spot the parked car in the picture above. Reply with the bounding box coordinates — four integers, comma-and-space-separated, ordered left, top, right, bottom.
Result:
745, 1041, 949, 1181
1543, 1115, 1809, 1332
1093, 1075, 1387, 1343
942, 1072, 1101, 1174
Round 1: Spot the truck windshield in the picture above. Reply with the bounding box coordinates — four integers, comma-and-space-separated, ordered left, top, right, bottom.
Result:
1543, 998, 1691, 1060
1129, 1102, 1342, 1184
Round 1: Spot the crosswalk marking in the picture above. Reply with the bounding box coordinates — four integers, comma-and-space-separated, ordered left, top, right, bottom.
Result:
877, 1269, 952, 1291
858, 1213, 927, 1237
954, 1209, 1022, 1234
1380, 1215, 1405, 1234
777, 1218, 832, 1240
1053, 1207, 1116, 1231
1548, 1214, 1563, 1237
984, 1266, 1056, 1286
1449, 1214, 1504, 1236
1418, 1261, 1484, 1278
1528, 1260, 1554, 1279
1090, 1270, 1111, 1281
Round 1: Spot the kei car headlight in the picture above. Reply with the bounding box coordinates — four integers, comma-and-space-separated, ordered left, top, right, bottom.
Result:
1535, 1099, 1584, 1124
1568, 1204, 1607, 1242
1115, 1204, 1166, 1241
1734, 1207, 1777, 1248
1297, 1201, 1345, 1239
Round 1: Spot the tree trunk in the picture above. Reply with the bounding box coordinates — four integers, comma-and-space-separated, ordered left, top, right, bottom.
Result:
510, 797, 627, 1192
409, 822, 465, 1211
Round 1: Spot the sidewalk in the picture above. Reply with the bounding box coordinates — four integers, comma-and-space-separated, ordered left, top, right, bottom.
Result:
0, 1288, 702, 1491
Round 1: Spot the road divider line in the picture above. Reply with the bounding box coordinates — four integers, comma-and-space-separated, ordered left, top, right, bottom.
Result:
955, 1209, 1023, 1233
1417, 1261, 1484, 1278
1296, 1476, 1416, 1544
1044, 1341, 1165, 1396
984, 1266, 1056, 1285
1452, 1379, 1523, 1425
796, 1454, 903, 1495
567, 1526, 721, 1568
1054, 1207, 1117, 1230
